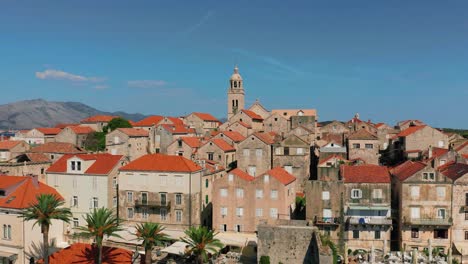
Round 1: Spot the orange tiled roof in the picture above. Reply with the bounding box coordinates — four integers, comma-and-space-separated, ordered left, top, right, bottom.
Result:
68, 126, 95, 134
117, 128, 149, 137
431, 147, 449, 158
120, 154, 202, 172
236, 121, 252, 129
456, 141, 468, 152
253, 132, 277, 145
397, 125, 426, 137
47, 154, 123, 175
221, 131, 246, 142
167, 117, 184, 126
0, 140, 23, 150
23, 153, 51, 163
263, 167, 296, 185
210, 138, 235, 152
38, 243, 143, 264
180, 137, 203, 148
134, 115, 164, 127
0, 175, 63, 209
193, 112, 219, 122
318, 154, 347, 166
229, 168, 255, 181
81, 115, 117, 123
242, 110, 263, 120
390, 160, 427, 181
36, 127, 62, 135
30, 142, 85, 154
161, 124, 194, 134
55, 123, 79, 129
438, 162, 468, 181
341, 164, 390, 183
348, 129, 378, 140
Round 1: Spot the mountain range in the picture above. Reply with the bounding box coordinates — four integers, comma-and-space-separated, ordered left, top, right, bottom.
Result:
0, 99, 147, 130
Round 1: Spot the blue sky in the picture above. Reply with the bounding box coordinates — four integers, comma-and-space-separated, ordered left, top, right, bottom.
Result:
1, 1, 467, 128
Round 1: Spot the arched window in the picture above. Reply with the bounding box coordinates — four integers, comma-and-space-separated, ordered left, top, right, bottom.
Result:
235, 100, 238, 107
230, 80, 233, 88
234, 81, 237, 88
232, 100, 235, 107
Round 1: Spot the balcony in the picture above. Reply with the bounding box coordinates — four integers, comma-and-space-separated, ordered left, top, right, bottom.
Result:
314, 216, 340, 226
134, 198, 171, 209
403, 217, 452, 227
347, 217, 392, 226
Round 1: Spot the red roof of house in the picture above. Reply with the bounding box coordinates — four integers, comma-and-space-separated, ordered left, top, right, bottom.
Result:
431, 147, 449, 158
341, 165, 390, 183
236, 121, 252, 129
456, 141, 468, 152
203, 160, 225, 174
348, 129, 378, 140
193, 112, 219, 122
24, 153, 51, 163
254, 132, 277, 145
318, 154, 347, 166
179, 137, 203, 148
438, 162, 468, 181
390, 160, 427, 181
161, 124, 194, 134
264, 167, 296, 185
0, 175, 63, 209
0, 140, 23, 150
36, 127, 62, 135
120, 154, 202, 172
242, 110, 263, 120
229, 168, 255, 181
81, 115, 117, 123
221, 131, 246, 142
134, 115, 164, 127
55, 123, 79, 129
30, 142, 85, 154
116, 128, 149, 137
38, 243, 143, 264
210, 138, 235, 152
397, 125, 426, 137
68, 126, 95, 134
47, 154, 123, 175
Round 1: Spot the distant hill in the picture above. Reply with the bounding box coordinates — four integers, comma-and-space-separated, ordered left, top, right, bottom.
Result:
0, 99, 147, 129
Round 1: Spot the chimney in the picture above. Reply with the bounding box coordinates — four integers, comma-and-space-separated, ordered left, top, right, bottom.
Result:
428, 145, 433, 159
31, 175, 39, 187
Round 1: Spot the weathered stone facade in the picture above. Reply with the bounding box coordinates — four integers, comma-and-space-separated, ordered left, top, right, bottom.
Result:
106, 128, 149, 161
236, 134, 273, 176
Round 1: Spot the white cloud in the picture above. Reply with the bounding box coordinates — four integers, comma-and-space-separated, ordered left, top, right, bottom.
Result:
127, 80, 167, 89
35, 69, 104, 82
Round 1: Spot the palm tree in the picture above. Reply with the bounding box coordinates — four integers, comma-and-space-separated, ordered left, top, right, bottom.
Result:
134, 222, 169, 264
18, 194, 72, 264
181, 226, 224, 264
76, 207, 123, 264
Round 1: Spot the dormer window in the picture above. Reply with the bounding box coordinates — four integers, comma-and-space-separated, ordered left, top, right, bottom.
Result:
71, 161, 76, 170
71, 161, 82, 171
0, 190, 5, 197
423, 172, 435, 181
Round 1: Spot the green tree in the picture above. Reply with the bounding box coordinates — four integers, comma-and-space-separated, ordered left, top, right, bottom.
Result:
76, 208, 123, 264
104, 117, 132, 133
84, 132, 106, 152
134, 222, 169, 264
181, 226, 224, 264
18, 194, 72, 264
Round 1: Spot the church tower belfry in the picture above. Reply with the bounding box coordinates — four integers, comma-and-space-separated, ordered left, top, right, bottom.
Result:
227, 65, 245, 120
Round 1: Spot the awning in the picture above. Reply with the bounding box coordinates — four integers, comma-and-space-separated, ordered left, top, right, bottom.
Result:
453, 242, 468, 255
0, 251, 17, 260
216, 232, 257, 247
161, 241, 189, 256
348, 206, 390, 210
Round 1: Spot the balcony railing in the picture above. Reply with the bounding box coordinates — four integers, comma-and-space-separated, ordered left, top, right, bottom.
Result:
403, 217, 452, 226
347, 217, 392, 225
134, 198, 171, 209
314, 216, 340, 226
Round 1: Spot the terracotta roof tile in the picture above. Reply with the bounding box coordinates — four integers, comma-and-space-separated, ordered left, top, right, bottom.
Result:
319, 154, 347, 166
210, 138, 235, 152
341, 164, 390, 183
167, 117, 184, 126
161, 124, 194, 134
120, 154, 202, 172
23, 153, 51, 163
220, 131, 246, 142
455, 141, 468, 152
39, 243, 143, 264
192, 112, 219, 122
134, 115, 164, 127
81, 115, 117, 123
228, 168, 254, 181
253, 132, 277, 145
348, 129, 378, 140
116, 128, 149, 137
54, 123, 79, 129
68, 126, 95, 134
36, 127, 62, 135
30, 142, 85, 154
438, 162, 468, 181
431, 147, 449, 158
242, 110, 264, 120
177, 137, 202, 148
0, 175, 63, 209
397, 125, 426, 137
0, 140, 23, 150
236, 121, 252, 129
390, 160, 427, 181
47, 154, 123, 175
263, 167, 296, 185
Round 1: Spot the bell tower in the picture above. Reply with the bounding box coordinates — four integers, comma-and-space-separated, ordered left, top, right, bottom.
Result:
227, 65, 245, 120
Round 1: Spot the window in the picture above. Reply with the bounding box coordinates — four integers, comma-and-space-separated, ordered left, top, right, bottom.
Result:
222, 224, 227, 232
434, 229, 448, 239
256, 208, 263, 217
423, 172, 435, 181
322, 191, 330, 200
71, 161, 76, 170
141, 192, 148, 205
275, 147, 282, 155
142, 208, 148, 219
410, 186, 420, 198
243, 149, 250, 156
3, 225, 11, 240
220, 188, 228, 197
438, 140, 444, 147
440, 159, 446, 165
236, 225, 242, 232
437, 208, 446, 219
73, 218, 79, 228
353, 143, 360, 149
113, 177, 117, 188
466, 193, 468, 206
114, 136, 120, 144
270, 208, 278, 218
236, 188, 244, 198
175, 176, 183, 186
353, 230, 359, 239
176, 194, 182, 205
465, 231, 468, 241
113, 196, 117, 207
351, 189, 362, 199
248, 166, 256, 176
127, 192, 133, 203
160, 175, 167, 186
284, 165, 293, 174
208, 153, 214, 160
90, 197, 98, 209
160, 193, 167, 206
205, 179, 209, 188
264, 175, 269, 183
271, 190, 278, 200
365, 144, 373, 149
236, 207, 244, 217
176, 210, 182, 222
375, 230, 381, 239
411, 207, 420, 219
465, 211, 468, 221
177, 139, 182, 147
72, 196, 78, 207
411, 228, 419, 238
373, 189, 383, 199
127, 208, 134, 219
228, 174, 234, 182
256, 189, 263, 199
77, 161, 81, 171
256, 149, 263, 157
436, 187, 446, 198
221, 207, 228, 216
296, 148, 304, 155
160, 208, 167, 221
323, 209, 332, 218
284, 147, 290, 155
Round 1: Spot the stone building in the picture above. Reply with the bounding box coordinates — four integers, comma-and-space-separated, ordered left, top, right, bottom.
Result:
0, 153, 51, 182
345, 114, 377, 134
263, 112, 289, 134
184, 112, 220, 136
55, 126, 95, 148
105, 128, 149, 161
395, 125, 449, 159
0, 140, 30, 162
149, 124, 196, 154
30, 142, 86, 163
197, 138, 236, 168
320, 120, 349, 137
286, 125, 315, 144
347, 129, 380, 165
227, 66, 245, 120
247, 99, 270, 120
221, 121, 252, 137
166, 137, 203, 160
375, 123, 399, 151
80, 115, 117, 132
118, 154, 203, 230
236, 132, 279, 176
397, 120, 425, 131
226, 109, 264, 131
212, 131, 246, 148
20, 127, 62, 145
